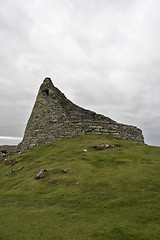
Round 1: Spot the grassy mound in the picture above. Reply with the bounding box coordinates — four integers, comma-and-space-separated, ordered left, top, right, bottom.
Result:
0, 135, 160, 240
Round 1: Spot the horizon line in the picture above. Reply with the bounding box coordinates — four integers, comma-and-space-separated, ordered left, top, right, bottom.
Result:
0, 136, 22, 140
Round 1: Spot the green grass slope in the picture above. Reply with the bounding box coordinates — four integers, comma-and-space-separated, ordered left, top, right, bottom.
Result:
0, 135, 160, 240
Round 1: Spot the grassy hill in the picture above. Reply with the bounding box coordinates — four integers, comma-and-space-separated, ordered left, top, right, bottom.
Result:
0, 135, 160, 240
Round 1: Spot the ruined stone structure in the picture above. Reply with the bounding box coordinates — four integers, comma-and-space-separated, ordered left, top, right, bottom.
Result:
18, 77, 144, 150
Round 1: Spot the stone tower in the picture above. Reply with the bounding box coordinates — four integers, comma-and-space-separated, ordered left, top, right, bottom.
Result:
18, 77, 144, 150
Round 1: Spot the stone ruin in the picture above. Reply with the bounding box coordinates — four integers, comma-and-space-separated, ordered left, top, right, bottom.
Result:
18, 77, 144, 151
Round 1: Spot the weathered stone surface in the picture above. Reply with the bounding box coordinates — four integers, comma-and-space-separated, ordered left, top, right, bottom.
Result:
18, 77, 144, 151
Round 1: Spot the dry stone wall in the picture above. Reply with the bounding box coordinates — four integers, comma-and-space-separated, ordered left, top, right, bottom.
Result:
18, 78, 144, 151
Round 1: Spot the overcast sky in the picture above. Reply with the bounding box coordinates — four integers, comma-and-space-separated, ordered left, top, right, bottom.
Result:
0, 0, 160, 146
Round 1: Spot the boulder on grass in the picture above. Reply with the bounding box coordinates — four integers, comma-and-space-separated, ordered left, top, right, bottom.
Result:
35, 169, 47, 179
61, 169, 69, 173
6, 170, 15, 176
94, 144, 110, 150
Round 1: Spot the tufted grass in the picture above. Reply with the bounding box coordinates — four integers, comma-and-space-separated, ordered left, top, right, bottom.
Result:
0, 135, 160, 240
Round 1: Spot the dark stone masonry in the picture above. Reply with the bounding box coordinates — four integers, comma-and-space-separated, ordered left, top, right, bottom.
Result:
18, 77, 144, 151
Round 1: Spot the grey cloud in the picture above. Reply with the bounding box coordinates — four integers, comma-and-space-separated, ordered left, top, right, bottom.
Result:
0, 0, 160, 146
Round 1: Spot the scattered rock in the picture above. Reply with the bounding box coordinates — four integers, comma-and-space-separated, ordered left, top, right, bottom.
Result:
3, 158, 8, 163
3, 158, 18, 165
6, 170, 15, 176
61, 169, 68, 173
1, 149, 8, 154
0, 146, 17, 160
115, 144, 121, 147
35, 169, 47, 179
18, 166, 24, 170
94, 144, 110, 150
94, 144, 121, 150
